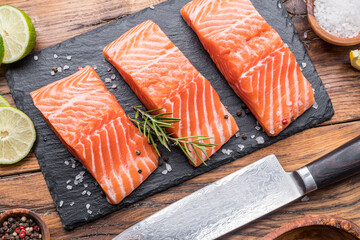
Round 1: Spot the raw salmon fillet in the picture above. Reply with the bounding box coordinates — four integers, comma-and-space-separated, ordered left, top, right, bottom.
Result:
31, 66, 158, 204
103, 20, 238, 167
181, 0, 315, 136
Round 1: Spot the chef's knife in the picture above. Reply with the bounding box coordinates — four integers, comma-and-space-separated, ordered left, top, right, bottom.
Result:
115, 135, 360, 240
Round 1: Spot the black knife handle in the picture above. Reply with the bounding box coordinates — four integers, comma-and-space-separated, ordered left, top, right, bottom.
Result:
306, 135, 360, 189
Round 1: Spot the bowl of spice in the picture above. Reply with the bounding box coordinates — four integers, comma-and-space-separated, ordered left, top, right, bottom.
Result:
261, 215, 360, 240
0, 209, 50, 240
307, 0, 360, 46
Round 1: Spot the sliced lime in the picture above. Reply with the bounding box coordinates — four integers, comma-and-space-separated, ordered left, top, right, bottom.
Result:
0, 95, 10, 107
0, 5, 36, 64
0, 34, 4, 65
0, 107, 36, 164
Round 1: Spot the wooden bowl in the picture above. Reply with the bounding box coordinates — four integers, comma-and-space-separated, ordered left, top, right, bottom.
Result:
261, 216, 360, 240
307, 0, 360, 46
0, 208, 50, 239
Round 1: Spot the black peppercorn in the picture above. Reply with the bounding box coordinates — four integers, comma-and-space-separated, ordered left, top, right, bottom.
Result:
138, 169, 142, 174
241, 103, 246, 109
135, 150, 141, 155
158, 160, 163, 166
245, 108, 250, 114
163, 156, 169, 162
291, 116, 296, 122
224, 114, 229, 119
236, 110, 242, 117
242, 133, 247, 140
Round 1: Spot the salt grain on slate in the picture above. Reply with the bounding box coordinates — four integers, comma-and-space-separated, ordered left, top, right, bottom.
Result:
165, 163, 172, 172
58, 67, 62, 72
255, 126, 261, 131
93, 65, 97, 70
64, 160, 69, 165
86, 204, 90, 209
66, 185, 73, 190
71, 163, 76, 168
84, 183, 88, 188
107, 67, 111, 72
82, 190, 87, 195
235, 132, 241, 138
312, 101, 318, 109
277, 1, 282, 8
54, 54, 58, 59
111, 84, 117, 89
34, 55, 38, 60
105, 78, 111, 83
284, 43, 288, 47
149, 5, 155, 9
251, 135, 255, 139
221, 149, 233, 155
162, 170, 168, 175
66, 55, 72, 60
238, 144, 245, 151
70, 202, 75, 206
87, 210, 93, 215
110, 74, 116, 80
87, 191, 91, 196
59, 200, 64, 207
66, 179, 71, 184
255, 136, 265, 144
50, 71, 55, 76
63, 65, 70, 70
302, 62, 307, 68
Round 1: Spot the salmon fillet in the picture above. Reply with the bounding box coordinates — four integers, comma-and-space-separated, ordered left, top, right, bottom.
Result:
103, 20, 239, 167
181, 0, 315, 136
31, 66, 158, 204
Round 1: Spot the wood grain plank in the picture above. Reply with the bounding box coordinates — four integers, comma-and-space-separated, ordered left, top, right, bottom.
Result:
0, 122, 358, 239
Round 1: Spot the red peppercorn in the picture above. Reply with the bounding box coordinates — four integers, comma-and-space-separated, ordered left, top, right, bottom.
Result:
78, 66, 83, 71
19, 225, 25, 230
282, 119, 288, 125
19, 231, 25, 238
16, 227, 21, 234
33, 225, 40, 232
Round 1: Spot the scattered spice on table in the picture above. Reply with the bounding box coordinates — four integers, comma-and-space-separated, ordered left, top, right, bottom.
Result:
241, 133, 247, 140
0, 216, 42, 240
236, 110, 242, 117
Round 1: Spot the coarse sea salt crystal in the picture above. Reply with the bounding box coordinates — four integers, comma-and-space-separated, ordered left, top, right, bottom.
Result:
284, 43, 288, 48
277, 1, 282, 8
34, 55, 38, 60
314, 0, 360, 38
54, 54, 58, 59
256, 136, 265, 144
66, 55, 72, 60
312, 101, 318, 109
84, 183, 88, 188
255, 126, 261, 131
87, 191, 91, 196
269, 130, 275, 135
66, 185, 72, 190
165, 163, 172, 172
63, 65, 70, 70
64, 160, 69, 165
221, 149, 233, 155
71, 163, 76, 168
110, 74, 116, 80
149, 5, 155, 9
82, 190, 87, 195
59, 201, 64, 207
105, 78, 111, 83
66, 179, 71, 184
162, 170, 168, 175
235, 132, 241, 138
302, 62, 307, 68
251, 135, 255, 139
238, 144, 245, 151
111, 84, 117, 89
50, 71, 55, 76
87, 210, 93, 215
86, 204, 90, 209
57, 67, 62, 72
70, 202, 75, 206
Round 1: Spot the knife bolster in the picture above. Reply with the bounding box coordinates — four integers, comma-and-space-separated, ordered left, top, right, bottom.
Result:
295, 166, 318, 194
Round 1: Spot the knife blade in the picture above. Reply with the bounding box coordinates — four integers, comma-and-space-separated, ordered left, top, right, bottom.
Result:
114, 135, 360, 240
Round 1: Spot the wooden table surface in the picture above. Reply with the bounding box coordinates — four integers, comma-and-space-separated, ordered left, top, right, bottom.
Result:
0, 0, 359, 239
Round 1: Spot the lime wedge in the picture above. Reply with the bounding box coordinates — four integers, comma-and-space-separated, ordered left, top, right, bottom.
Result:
0, 5, 36, 64
0, 107, 36, 164
0, 95, 10, 107
0, 34, 4, 65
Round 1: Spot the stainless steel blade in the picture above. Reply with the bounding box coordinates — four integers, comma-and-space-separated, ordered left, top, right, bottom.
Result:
114, 155, 308, 240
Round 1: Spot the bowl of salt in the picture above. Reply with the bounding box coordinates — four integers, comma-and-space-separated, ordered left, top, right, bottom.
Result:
307, 0, 360, 46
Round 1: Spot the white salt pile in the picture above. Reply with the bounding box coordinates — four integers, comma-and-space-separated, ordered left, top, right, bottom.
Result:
314, 0, 360, 38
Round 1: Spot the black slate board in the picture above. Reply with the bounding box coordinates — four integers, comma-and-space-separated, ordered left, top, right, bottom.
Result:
6, 0, 334, 230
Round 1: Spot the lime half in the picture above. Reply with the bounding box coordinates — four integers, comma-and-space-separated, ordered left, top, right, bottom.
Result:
0, 5, 36, 64
0, 95, 10, 107
0, 34, 4, 65
0, 107, 36, 164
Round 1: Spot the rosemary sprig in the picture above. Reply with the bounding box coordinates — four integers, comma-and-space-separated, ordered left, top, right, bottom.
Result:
130, 106, 217, 166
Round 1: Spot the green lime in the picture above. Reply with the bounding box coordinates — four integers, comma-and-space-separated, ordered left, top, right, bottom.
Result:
0, 34, 4, 65
0, 5, 36, 64
0, 107, 36, 164
0, 95, 10, 107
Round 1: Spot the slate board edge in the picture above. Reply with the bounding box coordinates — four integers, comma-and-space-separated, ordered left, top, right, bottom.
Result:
5, 0, 335, 231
